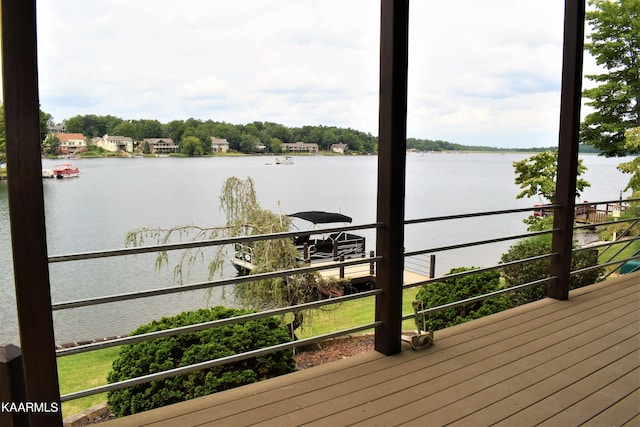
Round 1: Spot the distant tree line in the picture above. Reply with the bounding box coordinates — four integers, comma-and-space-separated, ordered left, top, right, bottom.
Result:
0, 106, 614, 162
407, 137, 556, 153
59, 113, 604, 156
61, 114, 379, 155
407, 137, 600, 154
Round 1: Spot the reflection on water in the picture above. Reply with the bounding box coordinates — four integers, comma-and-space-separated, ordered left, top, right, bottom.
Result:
0, 153, 632, 344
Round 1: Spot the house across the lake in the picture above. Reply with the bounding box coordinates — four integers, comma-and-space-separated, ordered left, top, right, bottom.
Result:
144, 138, 179, 154
55, 133, 86, 155
282, 141, 318, 153
331, 143, 348, 154
92, 135, 134, 153
211, 137, 229, 153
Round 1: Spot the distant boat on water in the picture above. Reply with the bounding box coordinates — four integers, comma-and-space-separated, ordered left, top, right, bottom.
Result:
275, 156, 294, 165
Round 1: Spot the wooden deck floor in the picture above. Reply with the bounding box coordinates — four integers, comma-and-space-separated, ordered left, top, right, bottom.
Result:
105, 274, 640, 427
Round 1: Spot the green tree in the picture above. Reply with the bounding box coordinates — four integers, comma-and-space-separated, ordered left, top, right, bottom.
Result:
180, 135, 204, 157
513, 151, 590, 231
164, 120, 186, 144
270, 137, 283, 153
133, 119, 163, 140
240, 134, 259, 153
580, 0, 640, 157
112, 121, 137, 138
44, 133, 60, 155
104, 115, 124, 135
513, 151, 590, 204
39, 108, 52, 145
125, 177, 331, 333
617, 127, 640, 196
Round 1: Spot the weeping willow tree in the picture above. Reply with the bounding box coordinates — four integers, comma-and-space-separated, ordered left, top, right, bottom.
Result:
125, 176, 335, 333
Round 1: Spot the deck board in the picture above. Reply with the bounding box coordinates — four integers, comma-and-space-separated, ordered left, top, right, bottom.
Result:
104, 274, 640, 427
346, 312, 638, 426
539, 370, 640, 426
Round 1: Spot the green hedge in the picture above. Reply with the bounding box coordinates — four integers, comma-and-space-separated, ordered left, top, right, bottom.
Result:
415, 267, 510, 331
107, 307, 296, 417
500, 236, 603, 305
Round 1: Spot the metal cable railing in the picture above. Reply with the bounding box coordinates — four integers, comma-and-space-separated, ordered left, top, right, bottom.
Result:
406, 276, 556, 322
52, 255, 380, 311
56, 287, 381, 357
60, 322, 380, 402
48, 222, 382, 263
399, 200, 640, 327
52, 222, 382, 402
53, 200, 640, 403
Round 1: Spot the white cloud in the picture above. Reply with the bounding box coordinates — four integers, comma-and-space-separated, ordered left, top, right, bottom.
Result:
23, 0, 596, 148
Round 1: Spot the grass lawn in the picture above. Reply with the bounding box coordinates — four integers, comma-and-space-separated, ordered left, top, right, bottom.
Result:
57, 346, 120, 419
600, 238, 640, 275
297, 287, 421, 338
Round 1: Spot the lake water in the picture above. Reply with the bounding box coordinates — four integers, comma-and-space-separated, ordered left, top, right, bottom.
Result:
0, 153, 632, 344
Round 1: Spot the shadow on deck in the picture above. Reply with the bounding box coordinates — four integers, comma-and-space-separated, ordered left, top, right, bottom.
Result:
105, 274, 639, 426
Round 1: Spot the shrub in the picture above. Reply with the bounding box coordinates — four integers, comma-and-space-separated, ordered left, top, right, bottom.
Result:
414, 267, 510, 331
500, 236, 603, 305
107, 307, 296, 417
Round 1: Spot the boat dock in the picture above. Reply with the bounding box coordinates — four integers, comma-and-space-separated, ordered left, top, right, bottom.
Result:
317, 258, 431, 287
575, 202, 625, 224
535, 201, 627, 225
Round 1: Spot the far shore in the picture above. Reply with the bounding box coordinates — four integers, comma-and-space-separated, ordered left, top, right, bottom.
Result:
41, 148, 562, 161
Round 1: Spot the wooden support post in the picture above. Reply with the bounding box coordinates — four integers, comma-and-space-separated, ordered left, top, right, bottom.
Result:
1, 0, 63, 425
375, 0, 409, 356
0, 344, 27, 427
549, 0, 586, 300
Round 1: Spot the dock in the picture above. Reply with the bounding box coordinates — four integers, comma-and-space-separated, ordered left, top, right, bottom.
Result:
574, 202, 625, 225
534, 201, 627, 225
317, 258, 430, 294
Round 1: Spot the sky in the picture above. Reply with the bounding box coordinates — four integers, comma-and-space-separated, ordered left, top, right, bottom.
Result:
29, 0, 601, 149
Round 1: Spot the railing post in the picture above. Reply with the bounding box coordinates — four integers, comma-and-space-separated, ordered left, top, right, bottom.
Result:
369, 250, 375, 275
339, 255, 345, 279
0, 344, 27, 427
375, 0, 409, 355
1, 0, 63, 424
549, 0, 586, 300
429, 254, 436, 279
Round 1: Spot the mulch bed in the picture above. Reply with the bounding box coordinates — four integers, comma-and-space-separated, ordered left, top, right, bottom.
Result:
293, 335, 375, 369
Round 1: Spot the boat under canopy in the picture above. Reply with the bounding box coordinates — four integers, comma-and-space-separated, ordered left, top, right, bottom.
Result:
231, 211, 365, 273
288, 211, 352, 224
